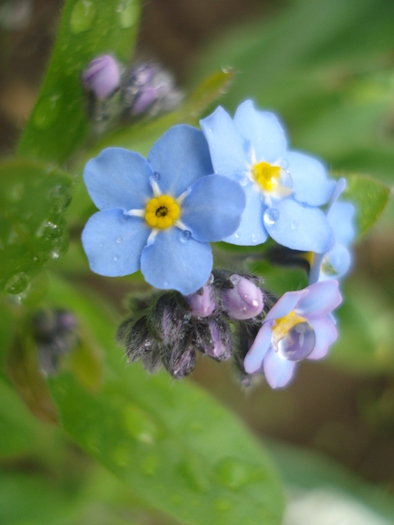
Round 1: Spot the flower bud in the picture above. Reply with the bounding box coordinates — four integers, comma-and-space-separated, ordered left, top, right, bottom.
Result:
195, 318, 232, 361
162, 342, 196, 379
132, 86, 159, 115
185, 284, 216, 318
117, 316, 157, 362
82, 55, 121, 100
221, 275, 264, 320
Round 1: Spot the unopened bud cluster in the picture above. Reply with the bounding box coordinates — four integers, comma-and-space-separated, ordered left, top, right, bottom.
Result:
117, 270, 267, 380
81, 55, 183, 129
32, 310, 78, 375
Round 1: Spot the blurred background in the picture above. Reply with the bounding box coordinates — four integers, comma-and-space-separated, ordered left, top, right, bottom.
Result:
0, 0, 393, 523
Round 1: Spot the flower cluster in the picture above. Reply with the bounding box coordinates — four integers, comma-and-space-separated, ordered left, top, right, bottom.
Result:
82, 98, 356, 389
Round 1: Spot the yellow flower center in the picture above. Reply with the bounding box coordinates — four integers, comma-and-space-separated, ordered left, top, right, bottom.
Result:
252, 161, 281, 193
145, 195, 180, 229
272, 311, 306, 341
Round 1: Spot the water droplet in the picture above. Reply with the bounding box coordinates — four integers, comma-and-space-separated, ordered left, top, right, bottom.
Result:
123, 404, 158, 444
70, 0, 96, 33
141, 453, 160, 476
273, 320, 316, 361
50, 250, 59, 259
116, 236, 122, 243
280, 158, 289, 169
263, 207, 279, 225
180, 230, 192, 243
116, 0, 139, 28
215, 458, 263, 490
229, 274, 241, 285
5, 272, 29, 295
291, 220, 299, 230
9, 182, 24, 202
251, 233, 260, 244
240, 176, 249, 187
113, 255, 119, 261
252, 299, 259, 307
178, 456, 210, 493
234, 233, 240, 239
112, 445, 130, 468
33, 94, 61, 129
152, 171, 160, 181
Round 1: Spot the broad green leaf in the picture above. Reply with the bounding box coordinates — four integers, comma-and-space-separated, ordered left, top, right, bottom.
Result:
18, 0, 141, 163
268, 441, 394, 524
45, 276, 284, 525
0, 159, 72, 295
342, 174, 390, 236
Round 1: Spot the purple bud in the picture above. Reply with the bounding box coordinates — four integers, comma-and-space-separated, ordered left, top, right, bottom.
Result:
206, 321, 231, 360
132, 86, 159, 115
185, 285, 216, 318
221, 275, 264, 320
82, 55, 121, 100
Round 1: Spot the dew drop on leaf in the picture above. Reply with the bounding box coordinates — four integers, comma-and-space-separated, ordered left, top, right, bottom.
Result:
33, 95, 61, 130
123, 404, 158, 444
5, 272, 29, 294
70, 0, 96, 33
116, 0, 138, 28
215, 457, 263, 490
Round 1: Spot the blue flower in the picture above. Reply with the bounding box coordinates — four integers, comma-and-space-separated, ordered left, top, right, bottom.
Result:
81, 125, 246, 295
309, 178, 356, 284
200, 100, 335, 252
244, 280, 342, 388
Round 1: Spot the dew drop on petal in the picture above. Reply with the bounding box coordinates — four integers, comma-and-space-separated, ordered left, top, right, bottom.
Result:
180, 230, 192, 243
273, 321, 316, 361
290, 220, 299, 230
114, 255, 119, 261
152, 171, 160, 181
116, 236, 122, 243
263, 207, 279, 225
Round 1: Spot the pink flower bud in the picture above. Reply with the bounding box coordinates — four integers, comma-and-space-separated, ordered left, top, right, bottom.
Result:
221, 275, 264, 320
185, 285, 216, 318
82, 55, 121, 100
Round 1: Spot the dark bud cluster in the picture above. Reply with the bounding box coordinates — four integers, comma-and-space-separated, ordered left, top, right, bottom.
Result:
117, 271, 273, 381
32, 310, 78, 375
81, 55, 183, 132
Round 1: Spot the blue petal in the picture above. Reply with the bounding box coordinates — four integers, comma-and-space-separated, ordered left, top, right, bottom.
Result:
263, 348, 297, 389
286, 151, 336, 206
296, 280, 342, 318
224, 183, 269, 245
181, 175, 246, 242
324, 243, 352, 278
200, 106, 250, 176
308, 315, 338, 360
264, 198, 334, 253
328, 202, 356, 245
265, 289, 308, 322
140, 227, 213, 295
244, 321, 273, 374
81, 209, 150, 277
83, 148, 152, 210
147, 125, 213, 197
233, 100, 287, 163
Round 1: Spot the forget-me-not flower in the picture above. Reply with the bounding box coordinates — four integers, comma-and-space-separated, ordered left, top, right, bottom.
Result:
309, 178, 356, 284
200, 100, 335, 252
81, 125, 246, 295
244, 280, 342, 388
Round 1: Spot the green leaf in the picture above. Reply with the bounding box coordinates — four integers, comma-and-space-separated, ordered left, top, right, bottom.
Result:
45, 276, 284, 525
18, 0, 141, 163
342, 173, 390, 236
0, 159, 72, 295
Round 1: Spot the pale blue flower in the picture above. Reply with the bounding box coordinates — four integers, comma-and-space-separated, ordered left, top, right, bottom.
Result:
244, 280, 342, 388
309, 178, 356, 284
200, 100, 335, 252
82, 125, 246, 295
